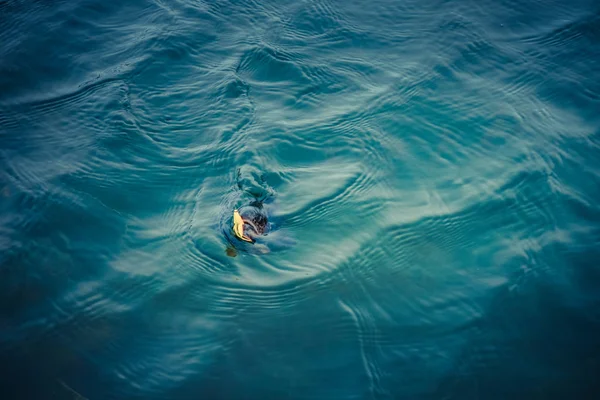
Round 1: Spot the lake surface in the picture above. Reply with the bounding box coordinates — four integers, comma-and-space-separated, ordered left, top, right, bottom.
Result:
1, 0, 600, 398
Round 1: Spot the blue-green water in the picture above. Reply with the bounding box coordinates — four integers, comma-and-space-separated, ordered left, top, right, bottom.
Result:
1, 0, 600, 398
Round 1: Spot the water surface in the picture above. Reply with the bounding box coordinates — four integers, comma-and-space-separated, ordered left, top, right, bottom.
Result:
1, 0, 600, 398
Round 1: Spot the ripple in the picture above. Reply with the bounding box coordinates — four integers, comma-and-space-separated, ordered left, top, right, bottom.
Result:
237, 45, 309, 85
2, 0, 600, 398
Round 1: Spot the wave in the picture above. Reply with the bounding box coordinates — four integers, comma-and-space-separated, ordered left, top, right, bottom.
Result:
2, 0, 600, 398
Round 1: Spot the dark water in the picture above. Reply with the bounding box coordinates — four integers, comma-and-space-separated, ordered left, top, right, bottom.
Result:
2, 0, 600, 398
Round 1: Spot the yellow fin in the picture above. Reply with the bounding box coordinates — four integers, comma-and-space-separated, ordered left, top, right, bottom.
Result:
233, 209, 253, 242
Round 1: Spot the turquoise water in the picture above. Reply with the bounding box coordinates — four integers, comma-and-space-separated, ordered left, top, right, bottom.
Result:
1, 0, 600, 398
